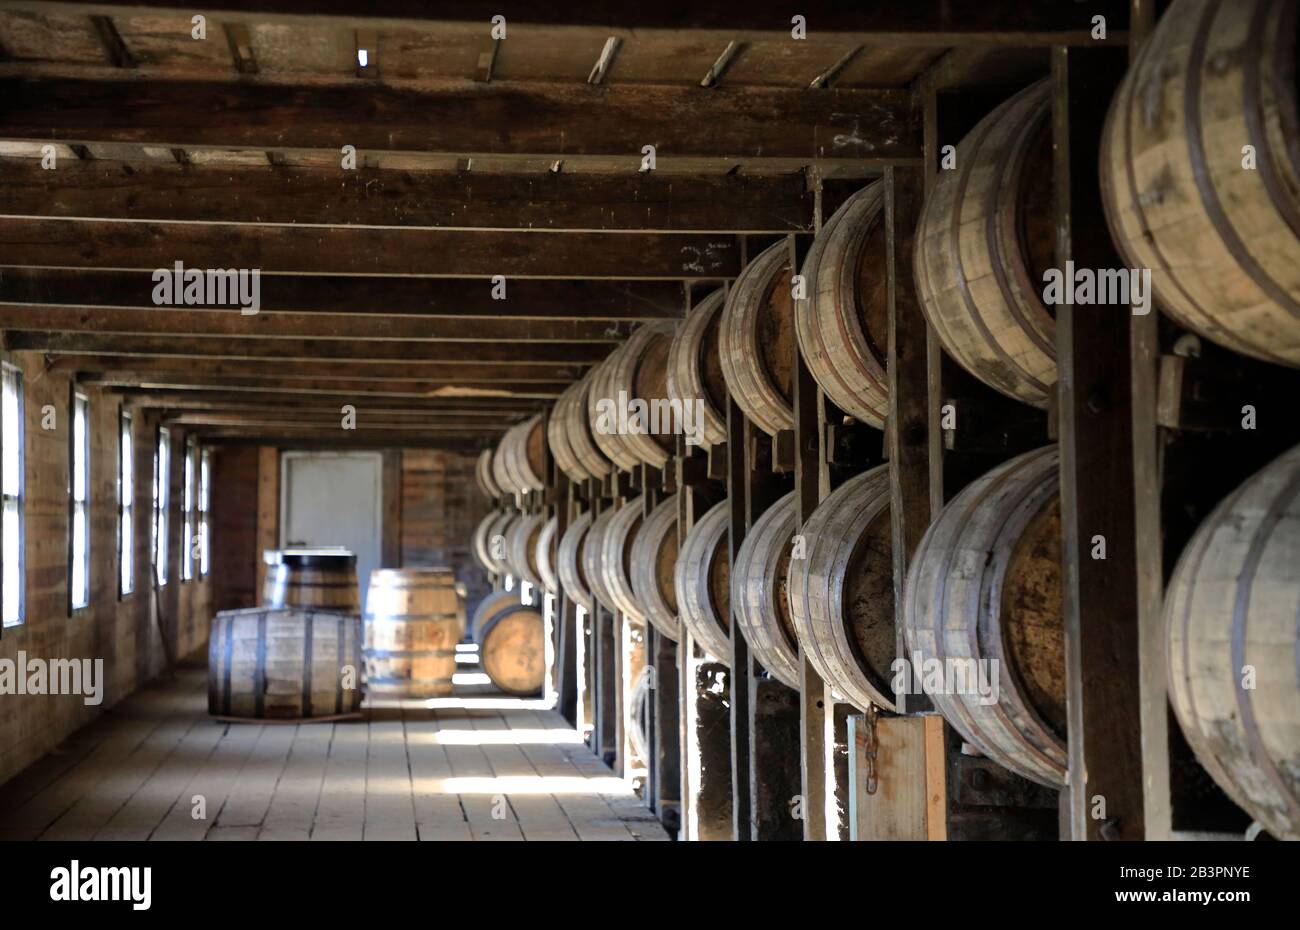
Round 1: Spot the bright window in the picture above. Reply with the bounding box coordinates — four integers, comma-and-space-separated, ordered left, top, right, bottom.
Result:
70, 393, 90, 611
199, 449, 211, 577
119, 410, 133, 596
182, 440, 195, 581
2, 363, 24, 626
152, 427, 169, 587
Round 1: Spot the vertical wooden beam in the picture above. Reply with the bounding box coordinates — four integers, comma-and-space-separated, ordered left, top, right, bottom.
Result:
555, 472, 578, 727
789, 230, 833, 841
1051, 44, 1145, 841
381, 449, 401, 569
885, 163, 933, 717
1125, 0, 1171, 843
254, 445, 279, 599
725, 398, 753, 839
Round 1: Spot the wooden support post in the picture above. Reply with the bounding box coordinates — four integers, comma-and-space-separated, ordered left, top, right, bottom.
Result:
590, 487, 619, 767
1051, 44, 1144, 841
725, 398, 753, 839
885, 163, 933, 716
554, 472, 578, 727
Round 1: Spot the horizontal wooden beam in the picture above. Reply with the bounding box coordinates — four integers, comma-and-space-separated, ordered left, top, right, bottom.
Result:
166, 412, 514, 428
117, 388, 550, 411
0, 269, 686, 319
0, 218, 740, 278
0, 307, 632, 343
58, 355, 582, 382
159, 404, 525, 420
189, 424, 509, 438
80, 374, 567, 397
0, 73, 920, 166
2, 2, 1128, 45
0, 159, 814, 233
3, 331, 608, 363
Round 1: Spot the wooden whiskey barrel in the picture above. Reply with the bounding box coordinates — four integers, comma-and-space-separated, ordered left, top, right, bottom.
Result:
666, 288, 728, 448
796, 181, 891, 428
476, 600, 546, 696
557, 511, 595, 612
605, 322, 679, 468
720, 240, 796, 435
468, 590, 518, 641
915, 79, 1058, 408
363, 567, 463, 698
485, 511, 519, 577
586, 347, 643, 472
674, 497, 732, 662
598, 496, 646, 622
498, 415, 547, 494
630, 494, 680, 640
547, 381, 590, 484
208, 607, 363, 720
562, 369, 615, 479
732, 491, 801, 689
1165, 443, 1300, 839
788, 467, 896, 712
903, 445, 1066, 788
265, 549, 361, 613
475, 448, 501, 500
471, 510, 501, 574
536, 514, 559, 596
582, 506, 622, 615
506, 511, 545, 588
1102, 0, 1300, 368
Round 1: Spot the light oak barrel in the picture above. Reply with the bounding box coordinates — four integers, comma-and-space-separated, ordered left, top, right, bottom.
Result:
476, 600, 546, 696
732, 491, 801, 690
599, 495, 647, 622
674, 497, 732, 662
902, 445, 1067, 788
562, 368, 615, 479
265, 550, 360, 613
475, 448, 502, 500
491, 424, 519, 496
1165, 443, 1300, 839
630, 494, 681, 641
719, 240, 796, 435
582, 506, 622, 615
486, 511, 520, 577
586, 346, 643, 472
795, 181, 891, 428
471, 510, 502, 574
501, 415, 547, 493
557, 510, 595, 612
506, 511, 545, 588
536, 514, 559, 596
914, 79, 1058, 408
547, 381, 591, 483
606, 321, 680, 468
788, 467, 897, 712
666, 288, 728, 448
208, 607, 363, 720
363, 567, 463, 698
1101, 0, 1300, 367
468, 589, 519, 641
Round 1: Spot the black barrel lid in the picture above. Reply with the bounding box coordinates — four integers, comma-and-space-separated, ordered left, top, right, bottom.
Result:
280, 547, 356, 569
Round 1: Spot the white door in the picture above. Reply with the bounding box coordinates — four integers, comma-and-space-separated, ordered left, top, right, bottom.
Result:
280, 452, 383, 611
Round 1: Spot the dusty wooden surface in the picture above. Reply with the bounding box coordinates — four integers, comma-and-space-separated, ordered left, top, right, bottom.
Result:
0, 663, 668, 841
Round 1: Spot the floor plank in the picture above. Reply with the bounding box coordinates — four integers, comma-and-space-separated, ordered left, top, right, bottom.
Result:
0, 662, 669, 842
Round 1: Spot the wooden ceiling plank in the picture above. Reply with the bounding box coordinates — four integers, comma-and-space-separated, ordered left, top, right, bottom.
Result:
0, 72, 920, 163
0, 157, 814, 232
0, 217, 742, 278
0, 269, 687, 319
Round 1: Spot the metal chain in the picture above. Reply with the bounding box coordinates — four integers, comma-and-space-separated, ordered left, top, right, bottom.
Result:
862, 704, 880, 795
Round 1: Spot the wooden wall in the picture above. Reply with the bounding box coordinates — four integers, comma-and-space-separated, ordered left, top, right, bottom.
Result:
400, 449, 491, 618
210, 444, 259, 614
0, 352, 212, 787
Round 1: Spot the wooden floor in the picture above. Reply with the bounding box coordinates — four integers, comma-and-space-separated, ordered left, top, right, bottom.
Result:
0, 664, 667, 842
